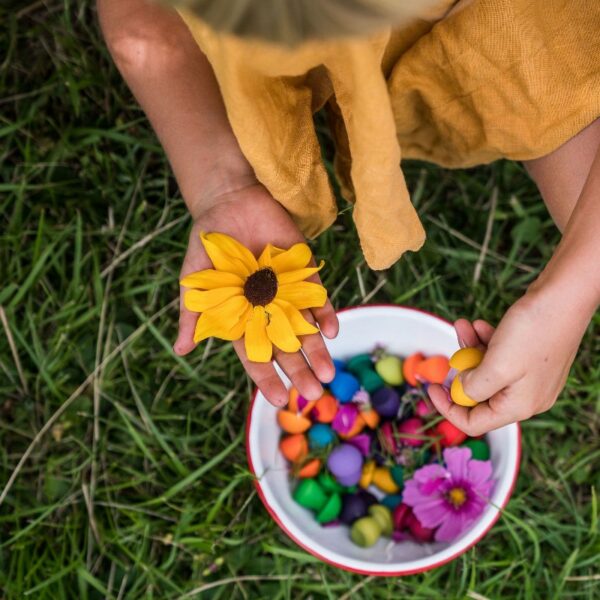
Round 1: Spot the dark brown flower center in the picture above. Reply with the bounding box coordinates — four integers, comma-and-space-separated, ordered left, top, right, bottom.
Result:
244, 268, 278, 306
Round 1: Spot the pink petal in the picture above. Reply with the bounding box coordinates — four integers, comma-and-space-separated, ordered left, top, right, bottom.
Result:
421, 476, 446, 495
443, 447, 471, 480
460, 498, 486, 521
434, 511, 469, 542
413, 464, 448, 485
412, 499, 450, 529
467, 459, 493, 487
402, 479, 427, 506
472, 480, 495, 504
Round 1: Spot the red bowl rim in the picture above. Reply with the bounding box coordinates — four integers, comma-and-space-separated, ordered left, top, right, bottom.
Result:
245, 303, 522, 576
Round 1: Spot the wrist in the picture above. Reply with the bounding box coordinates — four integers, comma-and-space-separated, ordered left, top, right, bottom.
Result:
180, 152, 258, 220
528, 264, 599, 323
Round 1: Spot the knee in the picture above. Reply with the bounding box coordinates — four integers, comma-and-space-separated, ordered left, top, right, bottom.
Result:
524, 118, 600, 232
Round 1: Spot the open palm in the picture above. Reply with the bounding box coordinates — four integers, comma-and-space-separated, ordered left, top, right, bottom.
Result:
173, 183, 339, 406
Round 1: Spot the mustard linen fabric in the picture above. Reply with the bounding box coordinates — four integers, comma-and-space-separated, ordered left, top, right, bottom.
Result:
179, 0, 600, 270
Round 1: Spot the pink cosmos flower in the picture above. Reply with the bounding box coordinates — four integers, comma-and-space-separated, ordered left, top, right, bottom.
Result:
402, 447, 495, 542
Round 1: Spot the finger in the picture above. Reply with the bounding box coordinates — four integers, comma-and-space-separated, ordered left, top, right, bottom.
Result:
305, 259, 338, 340
311, 298, 339, 339
174, 225, 210, 355
460, 349, 514, 403
428, 384, 520, 436
233, 339, 288, 407
273, 348, 324, 401
454, 319, 479, 348
473, 319, 495, 345
300, 310, 335, 383
174, 297, 199, 356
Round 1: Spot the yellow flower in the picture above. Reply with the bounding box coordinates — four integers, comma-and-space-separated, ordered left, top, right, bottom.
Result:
181, 232, 328, 362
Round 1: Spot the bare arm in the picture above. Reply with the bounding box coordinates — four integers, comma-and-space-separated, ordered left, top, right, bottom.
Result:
430, 119, 600, 434
528, 119, 600, 311
97, 0, 256, 216
97, 0, 338, 405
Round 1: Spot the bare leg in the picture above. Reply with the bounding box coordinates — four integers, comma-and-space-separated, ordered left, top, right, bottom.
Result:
524, 118, 600, 231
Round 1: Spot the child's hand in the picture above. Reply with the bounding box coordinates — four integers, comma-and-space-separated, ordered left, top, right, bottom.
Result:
174, 183, 339, 406
428, 290, 590, 435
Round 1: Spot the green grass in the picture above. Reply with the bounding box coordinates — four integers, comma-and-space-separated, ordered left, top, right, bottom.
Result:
1, 2, 599, 599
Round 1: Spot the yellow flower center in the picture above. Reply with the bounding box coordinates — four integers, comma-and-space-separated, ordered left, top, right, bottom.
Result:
243, 267, 278, 306
447, 487, 467, 507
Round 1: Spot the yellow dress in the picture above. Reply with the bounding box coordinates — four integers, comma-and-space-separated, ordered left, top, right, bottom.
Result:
179, 0, 600, 270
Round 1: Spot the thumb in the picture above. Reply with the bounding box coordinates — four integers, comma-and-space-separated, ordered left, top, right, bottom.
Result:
459, 353, 512, 403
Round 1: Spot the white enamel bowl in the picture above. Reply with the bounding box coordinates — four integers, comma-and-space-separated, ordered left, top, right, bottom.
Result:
246, 305, 521, 575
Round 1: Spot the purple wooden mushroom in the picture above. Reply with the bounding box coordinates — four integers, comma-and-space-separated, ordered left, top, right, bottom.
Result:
327, 444, 363, 487
371, 387, 400, 419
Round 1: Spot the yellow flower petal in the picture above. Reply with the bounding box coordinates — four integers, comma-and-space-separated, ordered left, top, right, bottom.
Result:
227, 303, 253, 340
276, 260, 324, 285
265, 302, 302, 353
276, 281, 327, 310
257, 244, 273, 269
193, 296, 251, 343
180, 269, 245, 290
184, 287, 242, 313
200, 232, 255, 277
271, 243, 312, 274
203, 232, 258, 273
273, 299, 319, 336
245, 306, 272, 362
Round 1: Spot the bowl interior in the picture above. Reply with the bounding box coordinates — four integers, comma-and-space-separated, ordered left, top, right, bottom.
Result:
247, 306, 520, 574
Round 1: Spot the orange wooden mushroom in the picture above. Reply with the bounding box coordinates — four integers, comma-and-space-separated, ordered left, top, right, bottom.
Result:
414, 355, 450, 384
312, 392, 338, 423
297, 458, 322, 478
279, 434, 308, 463
339, 413, 366, 440
277, 410, 312, 434
360, 408, 380, 429
288, 387, 300, 412
287, 387, 318, 417
403, 352, 425, 386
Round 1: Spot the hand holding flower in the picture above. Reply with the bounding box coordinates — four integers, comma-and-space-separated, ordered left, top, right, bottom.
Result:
174, 184, 339, 406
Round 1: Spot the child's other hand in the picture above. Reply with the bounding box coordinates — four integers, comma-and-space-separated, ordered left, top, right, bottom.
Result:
174, 183, 339, 406
428, 290, 589, 434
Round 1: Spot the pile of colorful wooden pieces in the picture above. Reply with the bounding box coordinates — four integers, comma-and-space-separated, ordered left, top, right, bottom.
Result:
277, 349, 492, 547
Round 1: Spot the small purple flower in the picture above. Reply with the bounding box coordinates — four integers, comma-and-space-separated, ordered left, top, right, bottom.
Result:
352, 389, 371, 406
331, 404, 359, 435
402, 447, 495, 542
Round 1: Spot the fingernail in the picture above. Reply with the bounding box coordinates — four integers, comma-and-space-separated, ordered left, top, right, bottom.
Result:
318, 362, 335, 384
458, 336, 466, 349
323, 321, 339, 339
308, 384, 323, 401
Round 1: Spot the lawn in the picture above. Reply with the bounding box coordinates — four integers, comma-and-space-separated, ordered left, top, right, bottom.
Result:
1, 2, 599, 599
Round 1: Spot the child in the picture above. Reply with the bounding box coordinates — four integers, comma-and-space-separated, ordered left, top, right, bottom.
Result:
97, 0, 600, 434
